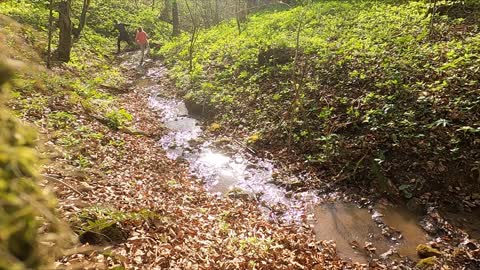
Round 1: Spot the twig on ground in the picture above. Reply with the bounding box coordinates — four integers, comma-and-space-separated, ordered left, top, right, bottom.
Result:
42, 174, 83, 196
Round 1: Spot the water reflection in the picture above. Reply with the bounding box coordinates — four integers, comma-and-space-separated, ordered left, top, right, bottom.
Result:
312, 202, 427, 263
312, 203, 379, 263
377, 204, 427, 258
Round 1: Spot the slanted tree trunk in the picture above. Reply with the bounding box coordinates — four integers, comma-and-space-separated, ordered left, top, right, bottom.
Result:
57, 0, 72, 62
172, 0, 180, 36
73, 0, 90, 38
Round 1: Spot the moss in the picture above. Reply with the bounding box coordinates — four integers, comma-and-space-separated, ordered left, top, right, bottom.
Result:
416, 257, 438, 269
416, 244, 442, 259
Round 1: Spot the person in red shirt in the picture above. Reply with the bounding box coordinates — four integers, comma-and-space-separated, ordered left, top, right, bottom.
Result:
135, 27, 149, 65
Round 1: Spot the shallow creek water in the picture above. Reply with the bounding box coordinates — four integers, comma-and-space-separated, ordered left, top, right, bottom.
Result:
312, 202, 427, 263
124, 58, 429, 263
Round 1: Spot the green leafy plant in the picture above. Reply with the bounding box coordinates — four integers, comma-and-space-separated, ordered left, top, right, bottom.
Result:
105, 108, 133, 129
74, 207, 157, 244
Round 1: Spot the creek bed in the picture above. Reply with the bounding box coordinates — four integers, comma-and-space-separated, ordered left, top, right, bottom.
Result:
125, 57, 433, 264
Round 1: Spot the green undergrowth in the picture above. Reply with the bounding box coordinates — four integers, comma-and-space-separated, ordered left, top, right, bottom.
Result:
0, 10, 133, 128
72, 207, 157, 245
1, 0, 172, 47
0, 0, 171, 132
0, 60, 73, 270
161, 0, 480, 196
0, 7, 143, 268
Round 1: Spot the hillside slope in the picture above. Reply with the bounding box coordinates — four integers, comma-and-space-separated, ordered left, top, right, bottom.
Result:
161, 0, 480, 203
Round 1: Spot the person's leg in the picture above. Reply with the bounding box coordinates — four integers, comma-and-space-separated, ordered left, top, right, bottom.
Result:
139, 44, 145, 65
117, 37, 121, 53
119, 34, 133, 50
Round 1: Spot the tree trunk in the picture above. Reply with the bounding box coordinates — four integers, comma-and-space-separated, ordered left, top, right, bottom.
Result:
184, 0, 198, 72
429, 0, 438, 37
214, 0, 220, 24
287, 13, 305, 148
235, 0, 244, 34
58, 0, 72, 62
172, 0, 180, 36
238, 0, 247, 23
73, 0, 90, 38
160, 0, 172, 23
47, 0, 54, 68
247, 0, 256, 14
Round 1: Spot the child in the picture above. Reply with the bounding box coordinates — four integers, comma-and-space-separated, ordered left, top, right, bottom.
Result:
135, 27, 149, 65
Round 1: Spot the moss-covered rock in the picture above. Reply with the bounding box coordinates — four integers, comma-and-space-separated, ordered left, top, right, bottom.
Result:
416, 257, 438, 269
416, 244, 442, 259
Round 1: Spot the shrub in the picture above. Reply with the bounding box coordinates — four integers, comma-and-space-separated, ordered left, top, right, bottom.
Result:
0, 61, 70, 270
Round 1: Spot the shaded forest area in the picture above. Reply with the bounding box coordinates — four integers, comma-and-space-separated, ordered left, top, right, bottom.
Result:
0, 0, 479, 269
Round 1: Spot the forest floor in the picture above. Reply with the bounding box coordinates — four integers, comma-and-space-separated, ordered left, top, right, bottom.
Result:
2, 12, 479, 269
42, 56, 358, 269
0, 14, 358, 270
51, 54, 478, 270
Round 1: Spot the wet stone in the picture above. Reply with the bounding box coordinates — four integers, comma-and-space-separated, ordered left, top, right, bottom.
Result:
416, 244, 442, 258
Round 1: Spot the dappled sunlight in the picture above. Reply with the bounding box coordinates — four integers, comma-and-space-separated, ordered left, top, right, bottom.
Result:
2, 0, 479, 268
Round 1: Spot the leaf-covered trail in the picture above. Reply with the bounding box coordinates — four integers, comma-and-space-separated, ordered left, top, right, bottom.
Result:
51, 57, 357, 269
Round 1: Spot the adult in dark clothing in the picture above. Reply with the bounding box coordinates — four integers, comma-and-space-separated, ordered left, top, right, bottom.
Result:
113, 21, 134, 53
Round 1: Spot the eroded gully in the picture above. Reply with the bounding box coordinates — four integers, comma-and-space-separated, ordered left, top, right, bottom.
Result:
119, 54, 475, 265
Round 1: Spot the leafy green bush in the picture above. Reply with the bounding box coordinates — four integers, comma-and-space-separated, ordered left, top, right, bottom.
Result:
73, 207, 156, 245
105, 108, 133, 129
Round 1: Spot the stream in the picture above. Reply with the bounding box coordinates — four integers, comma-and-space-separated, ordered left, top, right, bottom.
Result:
121, 55, 450, 264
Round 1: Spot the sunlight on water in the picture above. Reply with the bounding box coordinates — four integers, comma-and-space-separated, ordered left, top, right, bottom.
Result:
149, 92, 429, 264
199, 151, 230, 167
208, 169, 240, 194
